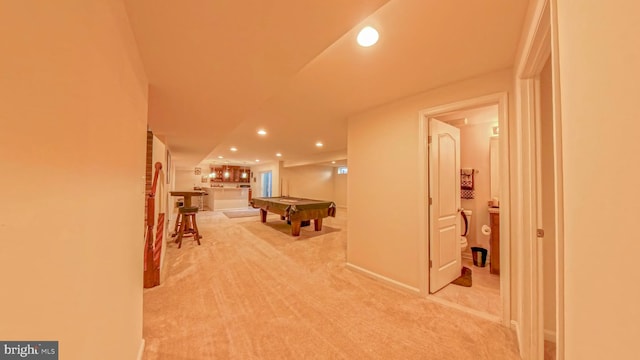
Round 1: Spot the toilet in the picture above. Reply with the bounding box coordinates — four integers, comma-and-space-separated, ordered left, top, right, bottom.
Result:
460, 210, 472, 252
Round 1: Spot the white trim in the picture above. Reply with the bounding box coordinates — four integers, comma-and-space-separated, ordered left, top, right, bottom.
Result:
515, 74, 542, 360
512, 320, 524, 356
549, 1, 565, 358
417, 112, 429, 295
425, 296, 502, 324
418, 92, 511, 326
345, 263, 421, 295
517, 3, 551, 78
497, 93, 511, 328
137, 339, 145, 360
513, 0, 567, 359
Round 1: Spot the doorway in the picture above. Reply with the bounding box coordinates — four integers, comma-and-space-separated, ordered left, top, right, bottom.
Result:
260, 171, 273, 197
513, 1, 563, 358
428, 105, 503, 319
419, 92, 510, 325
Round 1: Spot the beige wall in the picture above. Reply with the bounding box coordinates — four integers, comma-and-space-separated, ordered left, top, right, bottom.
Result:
539, 58, 556, 339
557, 1, 640, 358
253, 162, 281, 197
175, 169, 206, 191
0, 1, 147, 359
348, 69, 514, 290
333, 170, 348, 207
281, 165, 334, 201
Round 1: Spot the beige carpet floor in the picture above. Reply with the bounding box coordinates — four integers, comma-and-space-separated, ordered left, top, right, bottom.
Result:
143, 210, 521, 360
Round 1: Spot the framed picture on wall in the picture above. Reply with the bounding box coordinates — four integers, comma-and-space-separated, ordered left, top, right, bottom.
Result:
201, 176, 208, 183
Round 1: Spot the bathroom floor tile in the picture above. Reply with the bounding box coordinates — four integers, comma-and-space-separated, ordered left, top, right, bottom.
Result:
431, 259, 502, 317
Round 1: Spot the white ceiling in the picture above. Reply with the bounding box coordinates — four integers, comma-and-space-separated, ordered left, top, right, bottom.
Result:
123, 0, 529, 170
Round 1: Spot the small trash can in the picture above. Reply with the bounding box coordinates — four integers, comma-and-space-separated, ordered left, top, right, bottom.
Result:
471, 247, 487, 267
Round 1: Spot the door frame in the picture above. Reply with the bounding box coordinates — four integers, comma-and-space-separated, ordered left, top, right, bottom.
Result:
513, 0, 564, 358
418, 92, 511, 325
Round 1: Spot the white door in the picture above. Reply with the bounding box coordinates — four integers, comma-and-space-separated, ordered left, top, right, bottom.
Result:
429, 119, 461, 293
260, 171, 272, 197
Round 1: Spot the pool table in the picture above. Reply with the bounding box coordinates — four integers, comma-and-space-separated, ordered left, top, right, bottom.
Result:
250, 196, 336, 236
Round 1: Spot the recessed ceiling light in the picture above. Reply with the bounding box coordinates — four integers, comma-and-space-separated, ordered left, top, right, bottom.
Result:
315, 142, 323, 147
357, 26, 379, 47
331, 161, 336, 164
276, 153, 282, 157
230, 147, 237, 152
218, 156, 224, 159
255, 159, 260, 162
257, 129, 267, 135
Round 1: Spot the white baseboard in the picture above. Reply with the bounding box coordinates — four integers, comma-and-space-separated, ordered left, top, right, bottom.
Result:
345, 263, 420, 295
137, 339, 145, 360
509, 321, 555, 357
544, 329, 557, 343
426, 295, 502, 323
512, 320, 523, 357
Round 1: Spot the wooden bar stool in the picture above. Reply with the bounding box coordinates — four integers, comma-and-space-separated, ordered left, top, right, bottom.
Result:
172, 205, 194, 236
173, 206, 201, 248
